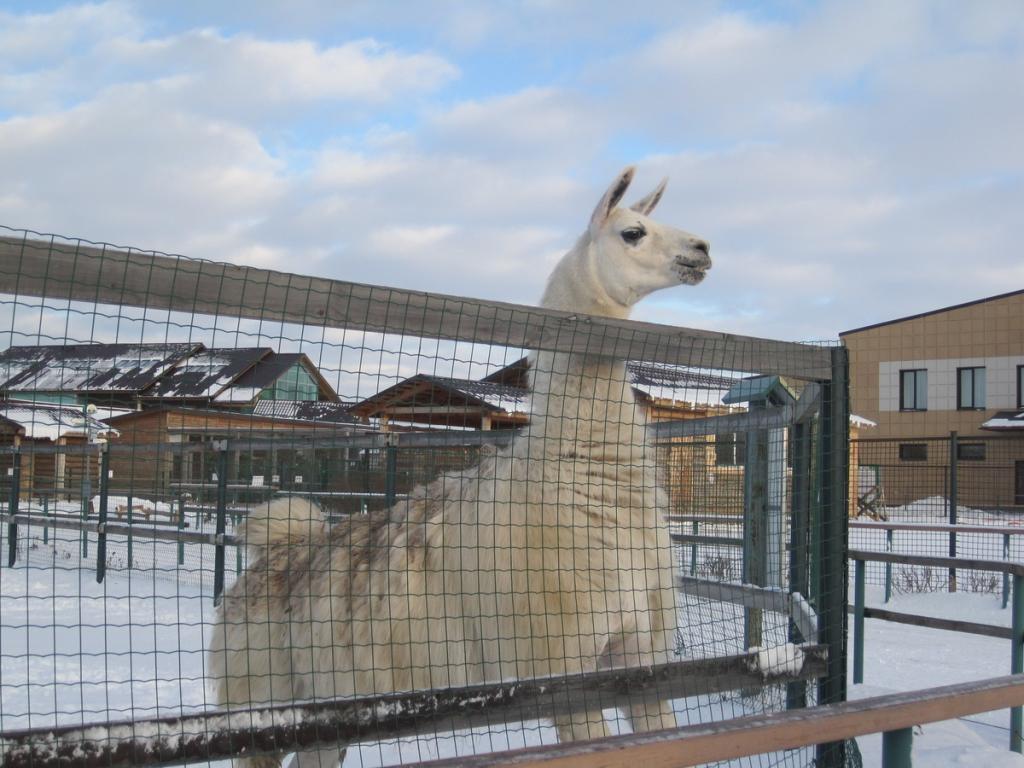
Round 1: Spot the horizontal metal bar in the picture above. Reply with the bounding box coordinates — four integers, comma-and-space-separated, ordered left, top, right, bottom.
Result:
849, 605, 1012, 640
649, 405, 793, 439
671, 533, 743, 548
0, 234, 833, 380
415, 674, 1024, 768
0, 512, 239, 547
851, 521, 1024, 536
666, 515, 742, 526
676, 577, 818, 642
849, 549, 1024, 577
0, 645, 827, 768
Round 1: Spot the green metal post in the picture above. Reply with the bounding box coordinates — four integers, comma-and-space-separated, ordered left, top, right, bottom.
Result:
384, 443, 398, 508
1004, 534, 1011, 610
126, 493, 133, 567
1012, 573, 1024, 753
689, 520, 698, 576
787, 420, 811, 711
7, 449, 22, 567
213, 444, 228, 606
949, 431, 958, 593
816, 346, 850, 768
177, 492, 186, 566
885, 528, 893, 604
95, 445, 110, 583
882, 727, 913, 767
743, 418, 769, 652
42, 493, 49, 545
853, 557, 865, 684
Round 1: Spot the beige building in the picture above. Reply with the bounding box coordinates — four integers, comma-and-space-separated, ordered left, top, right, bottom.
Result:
840, 289, 1024, 508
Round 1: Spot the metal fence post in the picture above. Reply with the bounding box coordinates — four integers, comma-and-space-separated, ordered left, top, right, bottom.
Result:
854, 557, 865, 685
126, 493, 133, 567
42, 493, 49, 545
882, 727, 913, 767
949, 431, 958, 593
95, 444, 110, 584
1012, 572, 1024, 753
689, 519, 698, 576
7, 448, 22, 567
1005, 534, 1011, 610
787, 419, 812, 711
816, 346, 850, 768
885, 528, 893, 604
384, 438, 398, 508
213, 442, 228, 606
177, 491, 186, 566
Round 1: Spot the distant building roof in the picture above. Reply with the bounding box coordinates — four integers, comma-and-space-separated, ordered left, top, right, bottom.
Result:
0, 400, 119, 441
840, 289, 1024, 337
141, 348, 270, 399
0, 343, 199, 394
981, 410, 1024, 431
214, 353, 338, 404
252, 399, 360, 424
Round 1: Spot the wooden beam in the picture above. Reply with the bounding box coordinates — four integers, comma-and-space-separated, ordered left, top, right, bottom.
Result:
856, 606, 1012, 640
415, 675, 1024, 768
0, 235, 833, 380
849, 549, 1024, 577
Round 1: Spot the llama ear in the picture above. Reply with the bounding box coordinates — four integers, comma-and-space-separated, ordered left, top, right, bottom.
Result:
590, 166, 635, 232
629, 177, 668, 216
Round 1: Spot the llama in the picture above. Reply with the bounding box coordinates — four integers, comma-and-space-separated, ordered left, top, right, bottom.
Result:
208, 166, 711, 768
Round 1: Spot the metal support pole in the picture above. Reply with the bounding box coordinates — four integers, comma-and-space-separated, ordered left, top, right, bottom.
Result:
1012, 573, 1024, 753
7, 449, 22, 567
689, 520, 698, 576
743, 420, 768, 652
95, 445, 110, 584
42, 493, 49, 545
787, 420, 811, 711
177, 492, 186, 566
949, 431, 958, 593
816, 346, 850, 768
882, 727, 913, 767
384, 442, 398, 508
1004, 534, 1011, 610
853, 557, 865, 685
885, 528, 893, 604
213, 444, 228, 606
126, 493, 133, 567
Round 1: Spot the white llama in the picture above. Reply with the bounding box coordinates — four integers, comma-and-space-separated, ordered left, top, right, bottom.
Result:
208, 166, 712, 768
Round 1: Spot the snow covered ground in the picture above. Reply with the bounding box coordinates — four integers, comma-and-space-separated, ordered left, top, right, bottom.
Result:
3, 500, 1024, 766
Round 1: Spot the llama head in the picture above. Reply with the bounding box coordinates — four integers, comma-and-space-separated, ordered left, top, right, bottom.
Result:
584, 166, 711, 311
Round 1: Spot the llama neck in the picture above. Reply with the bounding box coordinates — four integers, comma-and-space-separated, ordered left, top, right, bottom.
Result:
526, 242, 647, 457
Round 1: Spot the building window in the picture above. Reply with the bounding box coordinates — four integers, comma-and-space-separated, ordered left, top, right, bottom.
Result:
715, 432, 746, 466
899, 369, 927, 411
1018, 365, 1024, 408
957, 367, 986, 410
957, 442, 986, 461
899, 443, 927, 461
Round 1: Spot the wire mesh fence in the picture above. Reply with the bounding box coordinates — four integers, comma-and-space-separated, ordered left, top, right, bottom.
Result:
851, 434, 1024, 597
0, 214, 853, 768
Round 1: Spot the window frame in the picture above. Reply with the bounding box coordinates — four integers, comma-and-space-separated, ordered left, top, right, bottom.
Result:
957, 366, 986, 411
1017, 364, 1024, 409
957, 442, 986, 461
899, 368, 928, 411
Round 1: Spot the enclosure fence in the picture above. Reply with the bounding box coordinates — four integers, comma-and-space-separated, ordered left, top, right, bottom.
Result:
0, 227, 853, 768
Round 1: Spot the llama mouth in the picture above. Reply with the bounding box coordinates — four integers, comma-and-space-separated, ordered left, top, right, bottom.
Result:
676, 265, 709, 284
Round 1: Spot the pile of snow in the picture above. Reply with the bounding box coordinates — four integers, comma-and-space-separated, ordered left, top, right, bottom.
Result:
746, 642, 805, 679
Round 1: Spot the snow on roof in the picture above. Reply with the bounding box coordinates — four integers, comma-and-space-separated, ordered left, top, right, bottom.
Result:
981, 410, 1024, 430
850, 414, 877, 429
0, 401, 119, 441
252, 400, 361, 424
0, 343, 199, 393
142, 348, 269, 399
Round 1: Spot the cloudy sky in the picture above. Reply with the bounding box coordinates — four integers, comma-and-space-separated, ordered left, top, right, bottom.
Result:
1, 1, 1022, 343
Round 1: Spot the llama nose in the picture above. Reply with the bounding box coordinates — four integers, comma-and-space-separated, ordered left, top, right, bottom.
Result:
693, 239, 710, 256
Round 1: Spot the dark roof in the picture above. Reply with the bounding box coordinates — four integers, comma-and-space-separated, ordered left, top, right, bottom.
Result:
0, 343, 200, 394
252, 400, 361, 424
351, 374, 528, 417
141, 348, 270, 398
980, 410, 1024, 431
228, 352, 305, 390
840, 289, 1024, 337
480, 357, 739, 394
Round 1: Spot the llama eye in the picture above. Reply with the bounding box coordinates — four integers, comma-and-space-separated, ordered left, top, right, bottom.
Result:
620, 227, 646, 245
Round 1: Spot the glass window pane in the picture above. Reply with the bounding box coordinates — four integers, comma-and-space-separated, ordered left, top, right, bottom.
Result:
916, 371, 927, 409
975, 369, 985, 408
